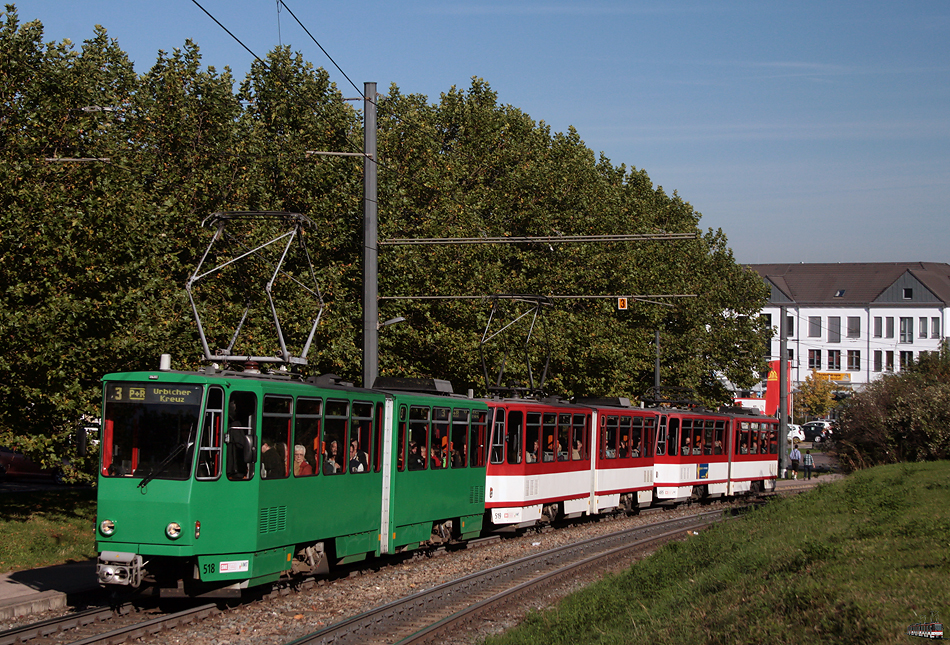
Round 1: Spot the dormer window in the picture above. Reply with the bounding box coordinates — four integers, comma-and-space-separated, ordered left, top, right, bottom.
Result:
903, 287, 913, 300
834, 289, 845, 298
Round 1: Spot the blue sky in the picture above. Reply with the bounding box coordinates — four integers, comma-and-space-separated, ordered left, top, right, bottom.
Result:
16, 1, 950, 264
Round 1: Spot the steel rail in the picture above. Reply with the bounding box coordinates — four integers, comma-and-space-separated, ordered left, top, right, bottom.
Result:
286, 510, 730, 645
67, 603, 219, 645
399, 519, 715, 645
0, 606, 117, 645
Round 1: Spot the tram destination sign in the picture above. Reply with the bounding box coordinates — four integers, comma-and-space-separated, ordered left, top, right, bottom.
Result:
106, 383, 202, 405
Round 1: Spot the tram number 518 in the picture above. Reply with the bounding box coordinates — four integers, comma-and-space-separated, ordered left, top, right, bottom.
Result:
202, 562, 216, 575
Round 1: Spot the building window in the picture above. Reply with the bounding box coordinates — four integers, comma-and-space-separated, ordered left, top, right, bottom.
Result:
762, 313, 772, 330
808, 349, 821, 369
828, 350, 841, 371
886, 317, 894, 338
885, 351, 894, 372
828, 317, 841, 343
919, 317, 928, 338
873, 350, 882, 372
900, 351, 914, 370
787, 349, 794, 362
786, 315, 794, 338
847, 350, 861, 371
903, 288, 913, 300
834, 289, 846, 298
847, 316, 861, 338
899, 317, 913, 343
873, 317, 882, 338
808, 316, 821, 338
932, 317, 941, 338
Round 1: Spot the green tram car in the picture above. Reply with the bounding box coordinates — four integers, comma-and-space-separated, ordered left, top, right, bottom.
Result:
95, 367, 489, 596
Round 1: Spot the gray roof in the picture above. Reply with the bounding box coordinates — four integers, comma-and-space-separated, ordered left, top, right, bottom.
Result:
746, 263, 950, 306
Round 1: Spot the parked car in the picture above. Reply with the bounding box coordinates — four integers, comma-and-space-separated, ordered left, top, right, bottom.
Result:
802, 420, 833, 443
0, 446, 63, 482
786, 424, 805, 443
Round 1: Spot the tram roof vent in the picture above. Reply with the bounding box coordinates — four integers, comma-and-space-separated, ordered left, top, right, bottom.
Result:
718, 405, 763, 416
373, 377, 454, 395
574, 397, 632, 408
306, 373, 355, 388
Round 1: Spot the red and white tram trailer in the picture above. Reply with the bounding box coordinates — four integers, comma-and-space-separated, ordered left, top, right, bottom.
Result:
587, 398, 656, 514
485, 397, 593, 527
653, 407, 778, 503
485, 398, 779, 528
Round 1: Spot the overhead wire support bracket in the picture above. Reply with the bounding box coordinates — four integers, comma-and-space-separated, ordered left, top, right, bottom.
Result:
305, 150, 373, 158
380, 232, 697, 245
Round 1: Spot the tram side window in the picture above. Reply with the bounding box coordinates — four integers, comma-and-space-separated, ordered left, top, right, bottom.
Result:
703, 420, 714, 456
643, 417, 657, 458
714, 421, 725, 455
470, 409, 487, 467
397, 406, 407, 471
572, 414, 587, 460
768, 427, 778, 454
348, 401, 372, 474
525, 412, 541, 463
679, 419, 692, 455
408, 405, 430, 470
451, 408, 469, 468
197, 386, 224, 480
431, 407, 450, 469
557, 414, 571, 461
629, 417, 643, 458
261, 396, 292, 479
322, 400, 348, 474
507, 411, 523, 464
489, 409, 505, 464
602, 416, 618, 459
691, 421, 703, 456
293, 397, 321, 477
374, 402, 384, 472
668, 418, 680, 457
748, 423, 760, 454
541, 413, 556, 462
655, 417, 667, 456
618, 416, 632, 459
737, 422, 750, 455
226, 391, 257, 481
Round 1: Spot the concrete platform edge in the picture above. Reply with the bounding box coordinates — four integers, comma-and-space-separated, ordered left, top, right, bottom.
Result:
0, 589, 70, 620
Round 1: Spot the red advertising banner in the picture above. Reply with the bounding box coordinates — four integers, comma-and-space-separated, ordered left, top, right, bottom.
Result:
765, 360, 790, 416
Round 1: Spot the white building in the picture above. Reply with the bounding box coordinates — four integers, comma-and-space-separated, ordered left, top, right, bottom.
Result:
747, 263, 950, 393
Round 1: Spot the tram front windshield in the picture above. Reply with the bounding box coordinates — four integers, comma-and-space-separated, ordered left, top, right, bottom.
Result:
101, 383, 203, 481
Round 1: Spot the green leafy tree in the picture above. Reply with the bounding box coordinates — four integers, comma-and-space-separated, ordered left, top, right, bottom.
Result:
376, 79, 769, 401
0, 8, 771, 476
0, 8, 148, 479
796, 370, 836, 419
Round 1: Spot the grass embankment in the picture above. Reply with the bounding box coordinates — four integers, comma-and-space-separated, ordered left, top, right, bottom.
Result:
486, 462, 950, 645
0, 488, 97, 573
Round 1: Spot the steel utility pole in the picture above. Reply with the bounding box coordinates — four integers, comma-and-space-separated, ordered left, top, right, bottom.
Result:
779, 305, 789, 477
362, 81, 378, 389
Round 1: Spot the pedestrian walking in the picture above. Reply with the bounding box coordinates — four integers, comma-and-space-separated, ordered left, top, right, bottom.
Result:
803, 449, 814, 480
789, 445, 801, 480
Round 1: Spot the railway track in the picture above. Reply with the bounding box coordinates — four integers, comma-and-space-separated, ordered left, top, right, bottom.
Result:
285, 509, 733, 645
0, 601, 220, 645
0, 501, 761, 645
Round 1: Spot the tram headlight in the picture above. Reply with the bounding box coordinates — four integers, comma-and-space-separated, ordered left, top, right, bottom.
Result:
165, 522, 182, 540
99, 519, 116, 537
